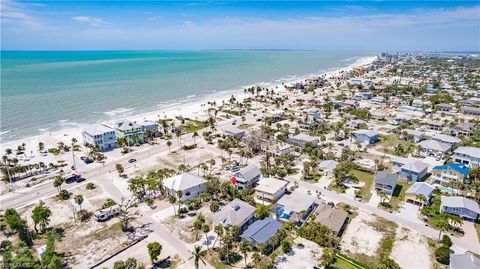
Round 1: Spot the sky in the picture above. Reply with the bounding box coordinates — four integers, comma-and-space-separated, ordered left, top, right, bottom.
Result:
1, 1, 480, 51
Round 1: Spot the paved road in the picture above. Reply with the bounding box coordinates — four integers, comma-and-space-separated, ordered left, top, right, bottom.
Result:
290, 178, 480, 254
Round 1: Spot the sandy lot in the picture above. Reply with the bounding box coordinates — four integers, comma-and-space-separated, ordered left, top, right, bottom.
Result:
340, 211, 383, 257
161, 206, 214, 244
275, 238, 322, 269
390, 226, 432, 269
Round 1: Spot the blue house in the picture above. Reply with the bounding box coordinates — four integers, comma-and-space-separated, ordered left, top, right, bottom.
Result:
240, 217, 282, 247
392, 157, 429, 182
354, 129, 379, 144
432, 163, 470, 184
426, 86, 438, 94
440, 196, 480, 221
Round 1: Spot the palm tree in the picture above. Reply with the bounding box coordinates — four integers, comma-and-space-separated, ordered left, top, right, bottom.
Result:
240, 240, 251, 268
202, 224, 211, 249
436, 215, 450, 241
192, 131, 199, 144
74, 194, 84, 211
53, 175, 64, 192
415, 193, 426, 207
168, 195, 177, 215
166, 140, 172, 152
189, 245, 206, 269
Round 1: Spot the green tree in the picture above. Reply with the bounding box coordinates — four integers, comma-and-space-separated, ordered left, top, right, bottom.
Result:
239, 240, 251, 268
53, 175, 64, 193
116, 164, 124, 176
189, 245, 206, 269
255, 205, 270, 220
31, 201, 52, 233
147, 241, 162, 264
74, 194, 84, 211
4, 208, 33, 246
435, 245, 450, 265
442, 234, 452, 247
320, 247, 335, 268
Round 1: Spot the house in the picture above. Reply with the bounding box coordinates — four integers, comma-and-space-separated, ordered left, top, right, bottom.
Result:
267, 109, 284, 122
275, 191, 316, 224
255, 178, 288, 203
347, 119, 366, 129
374, 172, 399, 195
449, 253, 480, 269
299, 108, 322, 130
212, 199, 255, 231
418, 140, 452, 159
361, 91, 373, 100
354, 129, 379, 144
454, 147, 480, 167
114, 120, 144, 144
432, 134, 461, 146
392, 157, 429, 182
287, 133, 319, 148
370, 111, 387, 120
412, 99, 428, 108
436, 103, 454, 112
312, 204, 348, 236
318, 160, 339, 176
139, 121, 159, 133
224, 126, 246, 138
400, 129, 425, 143
424, 121, 444, 131
432, 163, 470, 184
461, 106, 480, 115
240, 217, 282, 247
232, 164, 261, 189
163, 173, 207, 201
440, 196, 480, 221
82, 124, 116, 151
371, 96, 385, 104
405, 182, 434, 205
261, 141, 295, 157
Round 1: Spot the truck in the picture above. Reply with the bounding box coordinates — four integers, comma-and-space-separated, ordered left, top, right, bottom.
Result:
94, 205, 120, 222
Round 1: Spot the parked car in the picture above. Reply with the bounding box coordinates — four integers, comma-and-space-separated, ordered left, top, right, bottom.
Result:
232, 120, 237, 125
76, 177, 86, 183
65, 173, 81, 184
128, 158, 137, 163
83, 157, 93, 164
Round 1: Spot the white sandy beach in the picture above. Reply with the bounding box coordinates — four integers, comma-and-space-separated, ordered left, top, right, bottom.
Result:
0, 56, 376, 156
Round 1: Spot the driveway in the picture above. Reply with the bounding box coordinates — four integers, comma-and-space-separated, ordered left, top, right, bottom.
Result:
396, 202, 423, 224
460, 221, 479, 246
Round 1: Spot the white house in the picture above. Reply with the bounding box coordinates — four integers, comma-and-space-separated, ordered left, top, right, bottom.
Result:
82, 124, 116, 151
255, 178, 288, 203
163, 173, 207, 201
454, 147, 480, 167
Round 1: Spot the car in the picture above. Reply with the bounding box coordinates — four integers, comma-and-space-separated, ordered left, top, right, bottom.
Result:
128, 158, 137, 163
232, 120, 237, 125
83, 157, 93, 164
65, 174, 81, 184
76, 177, 86, 183
256, 118, 262, 122
80, 156, 87, 161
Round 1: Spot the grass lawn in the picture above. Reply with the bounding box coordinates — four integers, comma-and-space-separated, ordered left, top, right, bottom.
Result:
350, 169, 374, 202
333, 253, 370, 269
376, 134, 415, 156
178, 120, 208, 133
389, 180, 410, 211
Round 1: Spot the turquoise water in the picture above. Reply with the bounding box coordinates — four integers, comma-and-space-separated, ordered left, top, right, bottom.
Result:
1, 50, 370, 142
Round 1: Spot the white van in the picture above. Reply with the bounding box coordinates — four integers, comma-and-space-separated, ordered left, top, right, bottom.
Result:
95, 205, 120, 221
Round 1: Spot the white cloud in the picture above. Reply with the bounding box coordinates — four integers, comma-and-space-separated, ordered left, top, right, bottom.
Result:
71, 16, 108, 27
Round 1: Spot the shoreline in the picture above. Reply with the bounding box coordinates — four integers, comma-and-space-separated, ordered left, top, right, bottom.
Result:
0, 55, 376, 151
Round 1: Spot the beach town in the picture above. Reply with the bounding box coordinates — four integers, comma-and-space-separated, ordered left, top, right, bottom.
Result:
1, 52, 480, 269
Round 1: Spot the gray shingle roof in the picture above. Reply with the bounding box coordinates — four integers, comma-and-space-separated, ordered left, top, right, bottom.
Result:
455, 146, 480, 158
441, 196, 480, 214
450, 253, 480, 269
240, 217, 282, 244
163, 173, 207, 191
406, 182, 434, 197
277, 191, 315, 213
212, 199, 255, 227
318, 160, 339, 171
418, 140, 452, 152
355, 129, 379, 137
234, 164, 260, 183
84, 124, 114, 136
313, 204, 348, 236
375, 172, 399, 186
432, 134, 461, 144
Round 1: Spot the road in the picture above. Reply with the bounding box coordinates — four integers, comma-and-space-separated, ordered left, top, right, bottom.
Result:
291, 178, 480, 254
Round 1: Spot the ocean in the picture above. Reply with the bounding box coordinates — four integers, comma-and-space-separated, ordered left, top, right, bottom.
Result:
1, 50, 372, 143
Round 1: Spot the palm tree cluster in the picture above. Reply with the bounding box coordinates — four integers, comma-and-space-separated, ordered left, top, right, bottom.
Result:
127, 168, 176, 200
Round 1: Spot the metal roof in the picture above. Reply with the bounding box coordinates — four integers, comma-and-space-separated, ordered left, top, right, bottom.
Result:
441, 196, 480, 214
240, 217, 282, 244
212, 198, 255, 227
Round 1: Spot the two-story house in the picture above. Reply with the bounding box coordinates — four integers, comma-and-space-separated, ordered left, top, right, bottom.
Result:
454, 147, 480, 167
232, 164, 261, 190
354, 129, 379, 144
114, 120, 144, 145
432, 163, 470, 184
82, 124, 116, 151
440, 196, 480, 221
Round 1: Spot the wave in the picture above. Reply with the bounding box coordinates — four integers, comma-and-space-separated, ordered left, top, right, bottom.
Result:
103, 107, 135, 117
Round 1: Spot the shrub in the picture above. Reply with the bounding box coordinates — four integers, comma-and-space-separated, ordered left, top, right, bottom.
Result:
442, 235, 452, 247
77, 209, 91, 222
181, 144, 197, 150
101, 198, 117, 209
86, 182, 96, 190
145, 198, 154, 206
57, 190, 70, 200
434, 245, 450, 265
